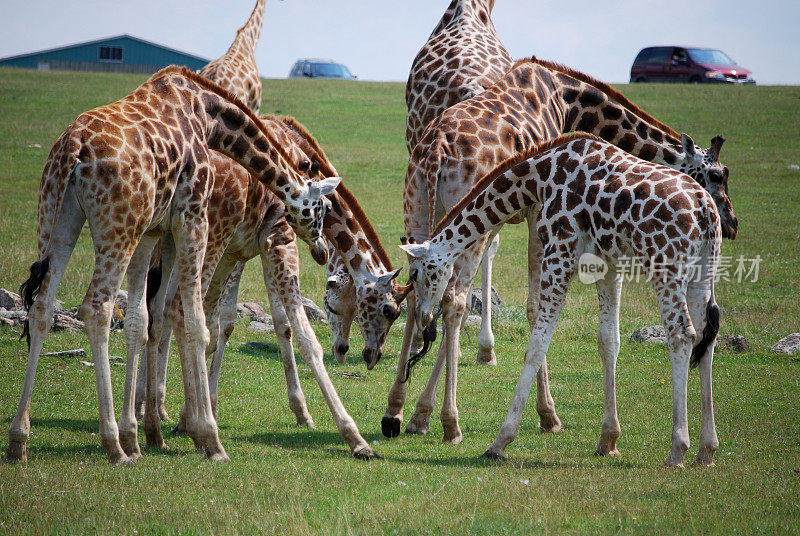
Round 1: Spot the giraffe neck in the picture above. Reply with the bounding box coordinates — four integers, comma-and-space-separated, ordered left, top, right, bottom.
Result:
430, 133, 598, 259
546, 63, 685, 168
325, 193, 390, 285
430, 0, 496, 37
167, 69, 305, 202
232, 0, 266, 52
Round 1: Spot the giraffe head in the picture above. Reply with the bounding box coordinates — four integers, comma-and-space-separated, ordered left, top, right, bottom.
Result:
355, 269, 412, 370
678, 134, 738, 239
324, 269, 356, 364
399, 239, 455, 333
282, 175, 341, 261
325, 268, 411, 369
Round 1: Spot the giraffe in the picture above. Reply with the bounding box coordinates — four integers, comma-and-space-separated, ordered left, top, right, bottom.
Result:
405, 0, 512, 153
382, 57, 739, 444
199, 0, 266, 113
401, 133, 735, 466
135, 115, 409, 458
4, 66, 338, 465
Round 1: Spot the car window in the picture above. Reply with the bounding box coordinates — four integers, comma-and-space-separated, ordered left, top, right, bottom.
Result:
673, 48, 689, 63
688, 49, 735, 65
634, 49, 652, 64
312, 63, 347, 78
302, 63, 311, 76
645, 47, 671, 65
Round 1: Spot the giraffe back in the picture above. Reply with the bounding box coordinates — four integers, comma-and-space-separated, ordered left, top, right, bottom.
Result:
405, 0, 512, 153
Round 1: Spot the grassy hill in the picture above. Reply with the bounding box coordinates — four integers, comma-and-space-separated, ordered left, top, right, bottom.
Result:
0, 68, 798, 534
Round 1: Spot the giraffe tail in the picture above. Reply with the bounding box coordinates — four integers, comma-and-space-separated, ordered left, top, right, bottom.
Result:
19, 134, 82, 347
690, 203, 722, 368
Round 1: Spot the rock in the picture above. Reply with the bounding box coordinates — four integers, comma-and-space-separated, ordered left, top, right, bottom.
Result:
248, 316, 274, 333
0, 289, 22, 310
788, 164, 800, 171
718, 335, 750, 353
0, 308, 25, 326
771, 333, 800, 355
464, 314, 482, 328
237, 302, 266, 320
242, 341, 271, 350
52, 312, 84, 333
301, 296, 327, 323
630, 325, 666, 344
469, 287, 502, 316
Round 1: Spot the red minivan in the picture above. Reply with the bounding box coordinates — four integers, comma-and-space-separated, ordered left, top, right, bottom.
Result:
630, 46, 755, 84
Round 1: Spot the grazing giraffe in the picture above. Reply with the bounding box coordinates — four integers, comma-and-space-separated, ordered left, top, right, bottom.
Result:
4, 66, 338, 465
401, 133, 736, 466
405, 0, 511, 154
137, 116, 408, 458
199, 0, 266, 113
383, 57, 738, 444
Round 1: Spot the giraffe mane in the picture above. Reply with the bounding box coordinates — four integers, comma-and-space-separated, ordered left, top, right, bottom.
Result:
432, 132, 604, 236
155, 66, 307, 181
509, 57, 682, 142
275, 115, 395, 271
235, 0, 264, 40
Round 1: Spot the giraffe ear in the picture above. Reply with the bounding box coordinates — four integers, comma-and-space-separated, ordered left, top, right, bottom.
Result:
399, 242, 430, 258
309, 177, 341, 198
376, 268, 403, 292
681, 133, 697, 157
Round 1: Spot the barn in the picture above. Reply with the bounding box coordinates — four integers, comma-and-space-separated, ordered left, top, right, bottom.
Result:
0, 34, 209, 74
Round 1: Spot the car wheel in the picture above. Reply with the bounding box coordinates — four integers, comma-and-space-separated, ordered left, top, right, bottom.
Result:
689, 75, 702, 84
634, 76, 648, 83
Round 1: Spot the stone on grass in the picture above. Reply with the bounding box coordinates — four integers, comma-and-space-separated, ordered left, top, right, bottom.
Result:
237, 302, 266, 320
469, 287, 502, 316
717, 335, 750, 353
301, 296, 327, 323
771, 333, 800, 355
464, 314, 481, 328
0, 289, 22, 310
630, 326, 666, 344
52, 312, 84, 333
248, 316, 274, 334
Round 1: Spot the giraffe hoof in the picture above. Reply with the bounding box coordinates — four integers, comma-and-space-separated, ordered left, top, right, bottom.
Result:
170, 422, 186, 436
382, 416, 402, 438
482, 449, 507, 461
538, 414, 563, 434
3, 442, 27, 463
352, 445, 382, 460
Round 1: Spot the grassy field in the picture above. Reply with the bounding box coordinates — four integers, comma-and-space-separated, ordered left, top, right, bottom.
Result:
0, 67, 799, 534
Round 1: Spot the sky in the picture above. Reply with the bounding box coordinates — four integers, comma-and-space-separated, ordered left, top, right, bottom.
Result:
0, 0, 798, 85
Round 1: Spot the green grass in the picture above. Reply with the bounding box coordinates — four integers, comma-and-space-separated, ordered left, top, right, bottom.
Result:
1, 67, 799, 535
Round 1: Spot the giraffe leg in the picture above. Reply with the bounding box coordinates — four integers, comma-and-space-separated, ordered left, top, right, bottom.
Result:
440, 288, 468, 444
527, 214, 562, 433
485, 249, 573, 460
381, 291, 421, 438
118, 236, 160, 460
475, 232, 498, 366
135, 243, 163, 421
5, 193, 84, 463
142, 236, 176, 448
261, 251, 315, 427
267, 242, 377, 458
172, 217, 228, 462
405, 332, 446, 436
653, 279, 693, 468
208, 260, 244, 419
595, 273, 622, 456
687, 281, 718, 467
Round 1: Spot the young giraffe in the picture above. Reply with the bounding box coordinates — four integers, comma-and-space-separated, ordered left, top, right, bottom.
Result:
138, 116, 408, 458
405, 0, 512, 153
4, 66, 338, 465
383, 57, 738, 444
199, 0, 266, 113
401, 133, 735, 466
